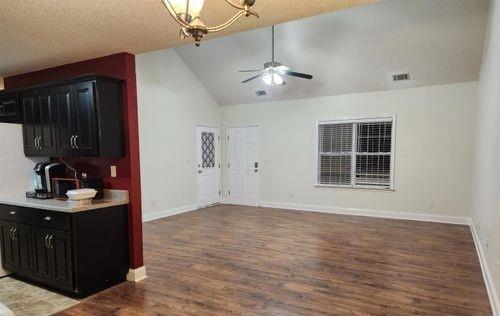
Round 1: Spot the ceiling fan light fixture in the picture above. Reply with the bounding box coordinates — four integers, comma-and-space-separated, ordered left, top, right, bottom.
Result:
263, 69, 285, 86
161, 0, 259, 46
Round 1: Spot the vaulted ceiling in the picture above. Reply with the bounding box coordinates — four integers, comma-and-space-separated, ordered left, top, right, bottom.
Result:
175, 0, 489, 105
0, 0, 378, 77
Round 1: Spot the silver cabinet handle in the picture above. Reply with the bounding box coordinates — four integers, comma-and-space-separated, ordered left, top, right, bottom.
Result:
38, 137, 43, 149
74, 135, 79, 149
11, 228, 17, 241
48, 235, 54, 249
44, 216, 52, 222
34, 137, 38, 148
9, 228, 14, 240
9, 210, 16, 216
70, 135, 75, 148
44, 234, 50, 248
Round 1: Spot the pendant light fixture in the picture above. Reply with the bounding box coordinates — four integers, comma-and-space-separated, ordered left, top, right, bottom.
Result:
161, 0, 259, 46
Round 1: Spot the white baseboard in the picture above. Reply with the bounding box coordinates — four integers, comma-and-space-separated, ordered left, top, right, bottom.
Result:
126, 266, 147, 282
470, 222, 500, 316
142, 204, 197, 222
259, 201, 470, 225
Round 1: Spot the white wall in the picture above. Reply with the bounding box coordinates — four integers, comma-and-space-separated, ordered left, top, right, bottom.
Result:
472, 0, 500, 311
136, 49, 221, 220
222, 82, 477, 219
0, 78, 43, 196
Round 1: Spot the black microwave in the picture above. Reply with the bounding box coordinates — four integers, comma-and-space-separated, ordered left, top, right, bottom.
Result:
0, 93, 21, 124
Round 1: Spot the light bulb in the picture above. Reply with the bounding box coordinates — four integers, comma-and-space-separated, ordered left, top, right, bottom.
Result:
263, 72, 273, 86
273, 73, 284, 85
170, 0, 205, 17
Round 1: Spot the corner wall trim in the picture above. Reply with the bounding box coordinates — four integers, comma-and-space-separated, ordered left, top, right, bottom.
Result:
126, 266, 147, 283
470, 222, 500, 316
259, 201, 470, 225
142, 204, 197, 222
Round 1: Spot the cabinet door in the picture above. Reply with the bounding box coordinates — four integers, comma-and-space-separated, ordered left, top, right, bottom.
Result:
31, 227, 73, 291
36, 89, 58, 156
73, 81, 98, 156
55, 85, 77, 155
21, 91, 40, 156
0, 220, 17, 272
0, 221, 32, 277
13, 223, 33, 277
49, 230, 73, 290
32, 227, 52, 283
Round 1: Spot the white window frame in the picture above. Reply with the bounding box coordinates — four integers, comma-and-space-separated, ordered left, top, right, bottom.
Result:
314, 115, 396, 190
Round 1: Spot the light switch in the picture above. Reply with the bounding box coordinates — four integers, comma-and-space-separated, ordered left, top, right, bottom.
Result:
110, 166, 117, 178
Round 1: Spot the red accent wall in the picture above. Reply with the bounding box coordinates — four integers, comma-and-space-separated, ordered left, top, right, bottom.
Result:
5, 53, 144, 269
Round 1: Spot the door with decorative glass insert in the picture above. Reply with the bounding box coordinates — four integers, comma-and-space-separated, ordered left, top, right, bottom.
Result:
197, 126, 221, 208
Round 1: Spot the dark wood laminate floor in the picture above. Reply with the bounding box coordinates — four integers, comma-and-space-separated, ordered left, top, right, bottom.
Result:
58, 205, 492, 315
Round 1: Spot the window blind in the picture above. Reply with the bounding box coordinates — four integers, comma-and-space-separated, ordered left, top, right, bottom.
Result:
318, 118, 394, 189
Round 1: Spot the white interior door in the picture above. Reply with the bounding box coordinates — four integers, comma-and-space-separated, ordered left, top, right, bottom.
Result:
227, 126, 259, 206
197, 126, 221, 208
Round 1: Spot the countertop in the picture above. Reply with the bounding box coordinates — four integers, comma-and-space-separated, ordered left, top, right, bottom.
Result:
0, 190, 128, 213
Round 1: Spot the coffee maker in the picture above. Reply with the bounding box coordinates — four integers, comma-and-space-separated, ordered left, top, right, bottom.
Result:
28, 162, 65, 199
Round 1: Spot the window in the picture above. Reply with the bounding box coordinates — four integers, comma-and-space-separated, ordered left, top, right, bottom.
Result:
317, 117, 395, 189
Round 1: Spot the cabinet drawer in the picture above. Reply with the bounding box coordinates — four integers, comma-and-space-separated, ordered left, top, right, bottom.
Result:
30, 210, 71, 231
0, 205, 30, 223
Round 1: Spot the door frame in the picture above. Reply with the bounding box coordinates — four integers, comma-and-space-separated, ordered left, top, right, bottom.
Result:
225, 125, 261, 206
196, 125, 222, 209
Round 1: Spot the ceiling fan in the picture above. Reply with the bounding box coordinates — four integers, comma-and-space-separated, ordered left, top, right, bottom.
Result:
240, 25, 313, 86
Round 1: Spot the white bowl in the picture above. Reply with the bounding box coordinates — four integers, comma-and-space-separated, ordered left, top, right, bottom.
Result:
66, 189, 97, 201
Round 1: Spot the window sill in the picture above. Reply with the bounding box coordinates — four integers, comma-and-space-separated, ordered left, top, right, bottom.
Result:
314, 184, 395, 192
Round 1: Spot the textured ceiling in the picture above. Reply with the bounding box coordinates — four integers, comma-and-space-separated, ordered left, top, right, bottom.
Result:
174, 0, 489, 105
0, 0, 378, 77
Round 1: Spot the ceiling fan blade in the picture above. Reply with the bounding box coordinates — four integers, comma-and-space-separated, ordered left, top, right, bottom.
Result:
238, 70, 262, 73
242, 74, 263, 83
285, 71, 313, 80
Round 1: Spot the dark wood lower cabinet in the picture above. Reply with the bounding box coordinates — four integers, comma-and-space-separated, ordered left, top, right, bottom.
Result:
0, 221, 32, 277
0, 205, 128, 297
32, 227, 73, 291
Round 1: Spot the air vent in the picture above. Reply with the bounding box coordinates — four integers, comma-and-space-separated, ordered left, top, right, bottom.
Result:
393, 73, 410, 82
255, 90, 267, 96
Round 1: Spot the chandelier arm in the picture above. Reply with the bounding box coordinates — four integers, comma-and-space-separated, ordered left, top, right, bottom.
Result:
206, 10, 246, 32
161, 0, 191, 28
224, 0, 246, 10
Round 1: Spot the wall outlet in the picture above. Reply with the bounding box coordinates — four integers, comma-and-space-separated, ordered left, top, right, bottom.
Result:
110, 166, 117, 178
428, 200, 436, 209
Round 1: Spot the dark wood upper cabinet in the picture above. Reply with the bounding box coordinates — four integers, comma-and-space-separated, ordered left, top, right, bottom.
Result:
54, 85, 75, 155
18, 74, 124, 157
21, 91, 39, 155
0, 92, 21, 123
21, 89, 58, 156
